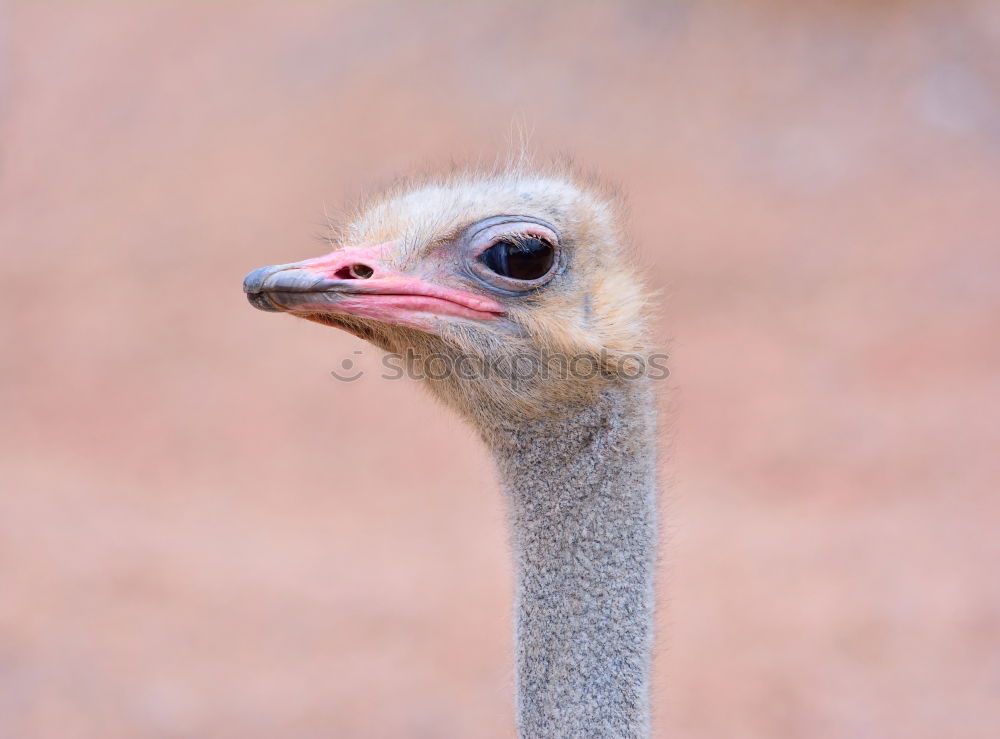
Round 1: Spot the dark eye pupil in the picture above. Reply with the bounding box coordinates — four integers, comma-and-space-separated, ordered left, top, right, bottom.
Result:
480, 236, 554, 281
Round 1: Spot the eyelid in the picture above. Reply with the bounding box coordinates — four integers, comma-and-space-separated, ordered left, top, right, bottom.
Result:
462, 216, 561, 293
469, 222, 559, 257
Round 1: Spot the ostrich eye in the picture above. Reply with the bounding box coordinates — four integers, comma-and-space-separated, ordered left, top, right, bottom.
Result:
480, 236, 555, 281
465, 218, 560, 292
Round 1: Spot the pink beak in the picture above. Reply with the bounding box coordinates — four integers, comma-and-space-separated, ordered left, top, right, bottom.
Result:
243, 244, 505, 331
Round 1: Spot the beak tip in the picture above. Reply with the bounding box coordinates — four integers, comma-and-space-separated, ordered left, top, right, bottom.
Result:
244, 264, 284, 312
246, 291, 282, 312
244, 265, 278, 294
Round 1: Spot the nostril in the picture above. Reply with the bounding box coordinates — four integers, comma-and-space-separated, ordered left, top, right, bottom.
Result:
334, 264, 374, 280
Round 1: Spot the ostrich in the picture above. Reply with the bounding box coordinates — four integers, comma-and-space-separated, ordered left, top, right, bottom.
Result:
243, 165, 659, 738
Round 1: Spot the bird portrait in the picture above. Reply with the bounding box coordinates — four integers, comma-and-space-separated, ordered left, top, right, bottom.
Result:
245, 164, 660, 737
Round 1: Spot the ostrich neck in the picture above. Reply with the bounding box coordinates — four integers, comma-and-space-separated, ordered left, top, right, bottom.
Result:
488, 381, 658, 739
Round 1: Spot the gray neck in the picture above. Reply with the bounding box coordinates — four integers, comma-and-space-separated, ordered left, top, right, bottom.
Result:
488, 381, 658, 739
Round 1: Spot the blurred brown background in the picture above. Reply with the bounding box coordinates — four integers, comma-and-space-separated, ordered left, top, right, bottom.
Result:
2, 1, 999, 737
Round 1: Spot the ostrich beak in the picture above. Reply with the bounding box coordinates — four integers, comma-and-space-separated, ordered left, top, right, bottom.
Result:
243, 244, 505, 331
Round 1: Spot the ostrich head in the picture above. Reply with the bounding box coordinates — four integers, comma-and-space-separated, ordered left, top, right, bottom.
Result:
244, 168, 650, 430
244, 167, 661, 735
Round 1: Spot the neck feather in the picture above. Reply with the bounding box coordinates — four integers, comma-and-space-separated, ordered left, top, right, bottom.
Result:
487, 380, 658, 738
